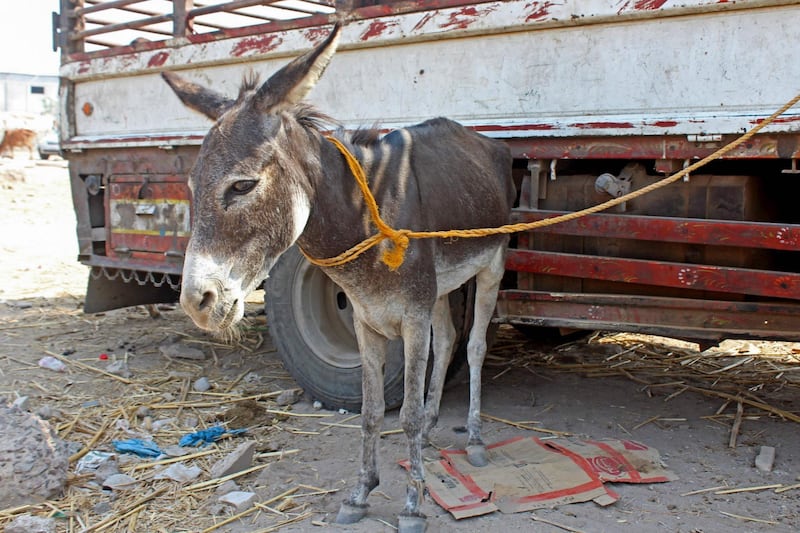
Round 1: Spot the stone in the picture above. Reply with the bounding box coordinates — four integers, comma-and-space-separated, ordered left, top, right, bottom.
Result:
159, 342, 206, 360
106, 360, 131, 378
275, 389, 303, 406
219, 490, 257, 512
102, 473, 139, 491
193, 376, 211, 392
755, 445, 776, 472
215, 479, 240, 495
154, 463, 202, 483
5, 513, 56, 533
92, 501, 112, 515
0, 405, 69, 508
210, 441, 257, 479
12, 395, 29, 410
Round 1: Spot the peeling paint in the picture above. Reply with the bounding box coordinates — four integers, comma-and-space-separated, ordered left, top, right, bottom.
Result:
525, 1, 556, 23
440, 5, 496, 31
570, 121, 635, 129
231, 34, 283, 57
147, 51, 170, 68
360, 20, 399, 41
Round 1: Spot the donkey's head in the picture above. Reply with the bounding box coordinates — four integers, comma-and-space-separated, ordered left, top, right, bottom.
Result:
163, 24, 341, 333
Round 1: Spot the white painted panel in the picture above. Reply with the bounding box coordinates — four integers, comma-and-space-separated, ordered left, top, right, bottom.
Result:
66, 1, 800, 145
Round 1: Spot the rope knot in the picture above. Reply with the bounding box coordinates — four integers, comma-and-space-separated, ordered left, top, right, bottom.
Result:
381, 229, 410, 271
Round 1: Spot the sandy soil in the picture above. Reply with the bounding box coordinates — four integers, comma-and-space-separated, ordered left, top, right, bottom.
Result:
1, 161, 798, 532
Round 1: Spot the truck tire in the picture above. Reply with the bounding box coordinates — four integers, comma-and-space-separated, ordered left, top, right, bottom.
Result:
264, 246, 472, 412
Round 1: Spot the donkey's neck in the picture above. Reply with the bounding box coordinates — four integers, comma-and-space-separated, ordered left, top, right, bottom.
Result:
295, 135, 376, 262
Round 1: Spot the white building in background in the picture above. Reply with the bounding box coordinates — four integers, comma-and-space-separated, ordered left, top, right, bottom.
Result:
0, 72, 59, 132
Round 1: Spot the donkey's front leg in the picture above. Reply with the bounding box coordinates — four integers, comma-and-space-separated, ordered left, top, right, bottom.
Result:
465, 245, 507, 467
398, 317, 432, 533
335, 320, 387, 524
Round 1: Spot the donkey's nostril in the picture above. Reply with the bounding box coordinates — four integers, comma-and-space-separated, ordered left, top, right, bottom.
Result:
199, 290, 216, 311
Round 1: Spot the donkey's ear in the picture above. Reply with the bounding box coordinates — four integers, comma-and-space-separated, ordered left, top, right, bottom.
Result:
255, 23, 342, 112
162, 71, 234, 120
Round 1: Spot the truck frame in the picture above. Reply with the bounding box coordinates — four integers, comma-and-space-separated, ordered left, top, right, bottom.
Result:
56, 0, 800, 408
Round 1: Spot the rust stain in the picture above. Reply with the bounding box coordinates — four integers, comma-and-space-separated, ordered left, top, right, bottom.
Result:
231, 34, 283, 57
147, 51, 170, 68
360, 20, 398, 41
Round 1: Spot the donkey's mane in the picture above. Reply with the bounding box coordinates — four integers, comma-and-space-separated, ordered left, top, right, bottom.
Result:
238, 70, 261, 99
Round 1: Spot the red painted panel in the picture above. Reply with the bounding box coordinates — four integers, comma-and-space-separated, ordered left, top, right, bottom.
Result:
106, 175, 191, 260
505, 249, 800, 300
511, 210, 800, 251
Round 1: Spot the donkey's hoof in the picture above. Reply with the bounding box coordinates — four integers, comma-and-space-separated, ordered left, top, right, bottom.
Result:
398, 513, 427, 533
466, 444, 488, 467
335, 501, 368, 524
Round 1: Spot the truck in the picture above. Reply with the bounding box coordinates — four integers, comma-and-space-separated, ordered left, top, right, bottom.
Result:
55, 0, 800, 409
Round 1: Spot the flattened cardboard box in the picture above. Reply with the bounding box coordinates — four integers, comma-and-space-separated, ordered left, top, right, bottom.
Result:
402, 436, 677, 519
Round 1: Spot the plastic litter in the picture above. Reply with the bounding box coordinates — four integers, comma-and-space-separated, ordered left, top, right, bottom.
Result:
179, 425, 246, 447
38, 356, 66, 372
112, 438, 163, 458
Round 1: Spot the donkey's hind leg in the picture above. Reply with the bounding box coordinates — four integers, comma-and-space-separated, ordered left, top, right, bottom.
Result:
464, 242, 507, 467
336, 319, 387, 524
422, 294, 457, 441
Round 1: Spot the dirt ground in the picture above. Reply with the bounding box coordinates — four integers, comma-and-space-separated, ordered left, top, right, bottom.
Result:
1, 161, 799, 532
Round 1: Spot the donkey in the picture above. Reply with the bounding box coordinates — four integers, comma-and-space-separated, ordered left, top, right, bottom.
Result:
163, 23, 515, 532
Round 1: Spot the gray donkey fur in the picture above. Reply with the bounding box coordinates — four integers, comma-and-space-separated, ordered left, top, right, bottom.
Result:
163, 23, 515, 532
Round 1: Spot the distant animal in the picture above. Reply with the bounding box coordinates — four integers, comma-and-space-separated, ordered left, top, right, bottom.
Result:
163, 23, 515, 532
0, 128, 37, 159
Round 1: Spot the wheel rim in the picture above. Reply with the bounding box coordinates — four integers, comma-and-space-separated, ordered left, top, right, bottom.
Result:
290, 260, 361, 369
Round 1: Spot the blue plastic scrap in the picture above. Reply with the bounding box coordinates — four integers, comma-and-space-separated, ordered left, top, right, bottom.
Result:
112, 438, 163, 458
179, 425, 247, 447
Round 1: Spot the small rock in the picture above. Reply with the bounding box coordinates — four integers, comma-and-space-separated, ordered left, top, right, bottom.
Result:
219, 490, 257, 512
159, 342, 207, 360
106, 361, 131, 379
210, 441, 257, 478
193, 377, 211, 392
312, 400, 323, 410
35, 405, 60, 420
102, 473, 139, 491
12, 396, 29, 411
154, 463, 202, 483
92, 501, 112, 515
163, 445, 192, 457
204, 502, 228, 516
215, 480, 240, 495
275, 389, 302, 406
755, 445, 776, 472
136, 406, 151, 418
152, 417, 176, 432
5, 513, 55, 533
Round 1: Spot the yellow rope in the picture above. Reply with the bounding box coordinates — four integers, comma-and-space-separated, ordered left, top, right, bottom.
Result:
304, 91, 800, 271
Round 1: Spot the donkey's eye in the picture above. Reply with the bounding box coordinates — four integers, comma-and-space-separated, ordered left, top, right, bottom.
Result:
230, 180, 257, 195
